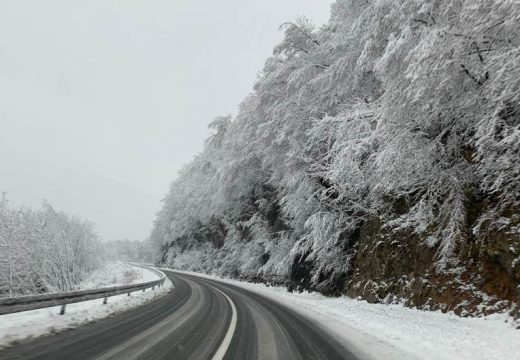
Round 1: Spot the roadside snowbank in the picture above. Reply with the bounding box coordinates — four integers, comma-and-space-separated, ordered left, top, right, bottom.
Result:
0, 262, 172, 350
175, 270, 520, 360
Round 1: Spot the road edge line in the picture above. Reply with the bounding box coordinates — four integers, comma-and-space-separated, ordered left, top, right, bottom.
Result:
209, 284, 237, 360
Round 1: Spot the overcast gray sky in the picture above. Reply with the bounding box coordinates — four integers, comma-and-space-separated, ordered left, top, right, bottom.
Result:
0, 0, 333, 240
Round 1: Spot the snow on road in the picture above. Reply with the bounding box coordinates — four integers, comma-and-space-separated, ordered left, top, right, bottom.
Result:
0, 262, 172, 350
175, 270, 520, 360
2, 264, 517, 359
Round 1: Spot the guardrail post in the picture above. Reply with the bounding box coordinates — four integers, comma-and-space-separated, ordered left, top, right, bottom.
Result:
103, 297, 107, 305
60, 304, 66, 315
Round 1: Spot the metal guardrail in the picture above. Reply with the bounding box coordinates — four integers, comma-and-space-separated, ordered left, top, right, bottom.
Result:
0, 263, 166, 315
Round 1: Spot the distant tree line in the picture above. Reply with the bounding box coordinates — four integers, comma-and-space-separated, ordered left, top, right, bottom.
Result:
104, 238, 156, 264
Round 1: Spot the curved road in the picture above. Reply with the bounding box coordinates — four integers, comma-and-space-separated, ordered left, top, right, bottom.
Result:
0, 270, 359, 360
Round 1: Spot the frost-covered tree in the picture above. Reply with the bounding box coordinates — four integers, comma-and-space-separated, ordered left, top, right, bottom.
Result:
152, 0, 520, 309
0, 196, 103, 296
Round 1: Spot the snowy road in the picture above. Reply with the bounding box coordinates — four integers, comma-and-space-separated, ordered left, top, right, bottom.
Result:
0, 270, 358, 360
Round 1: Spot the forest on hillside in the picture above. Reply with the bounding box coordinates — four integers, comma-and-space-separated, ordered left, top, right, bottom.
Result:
151, 0, 520, 316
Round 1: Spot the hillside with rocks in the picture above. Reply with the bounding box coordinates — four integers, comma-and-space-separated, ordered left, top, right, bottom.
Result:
151, 0, 520, 317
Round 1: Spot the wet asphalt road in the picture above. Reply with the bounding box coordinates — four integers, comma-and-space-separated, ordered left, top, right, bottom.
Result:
0, 270, 359, 360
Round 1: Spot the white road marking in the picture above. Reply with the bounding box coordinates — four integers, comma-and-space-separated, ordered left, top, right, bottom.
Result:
210, 284, 237, 360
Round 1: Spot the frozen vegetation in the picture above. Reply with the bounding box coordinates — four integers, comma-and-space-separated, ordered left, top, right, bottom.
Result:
0, 195, 103, 297
0, 262, 171, 349
151, 0, 520, 317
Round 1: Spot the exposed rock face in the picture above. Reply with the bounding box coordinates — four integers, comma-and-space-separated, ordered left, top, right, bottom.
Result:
222, 198, 520, 318
159, 200, 520, 318
343, 204, 520, 317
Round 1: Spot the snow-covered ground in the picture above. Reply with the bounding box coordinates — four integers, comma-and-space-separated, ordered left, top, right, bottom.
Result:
79, 261, 160, 289
174, 270, 520, 360
0, 262, 172, 350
